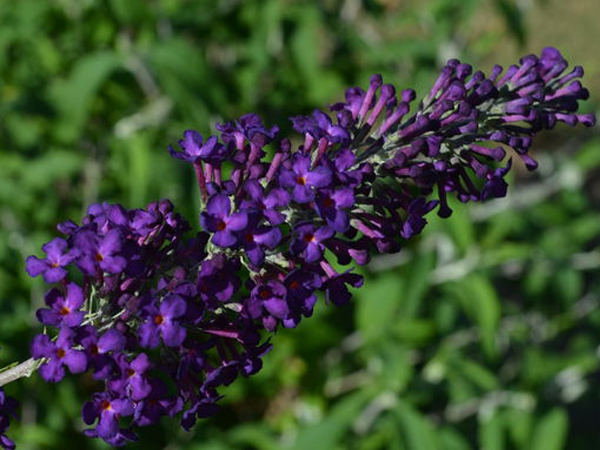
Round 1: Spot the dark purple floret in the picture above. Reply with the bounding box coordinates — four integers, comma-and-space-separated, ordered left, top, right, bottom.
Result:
25, 237, 79, 283
290, 224, 334, 263
279, 155, 332, 203
241, 181, 291, 226
36, 283, 86, 328
108, 353, 152, 401
401, 198, 439, 239
239, 225, 282, 267
139, 295, 187, 348
169, 131, 231, 165
200, 195, 249, 247
31, 328, 87, 382
134, 379, 182, 427
82, 393, 135, 444
75, 229, 126, 275
217, 113, 279, 149
315, 188, 355, 232
0, 351, 18, 450
291, 110, 350, 144
324, 270, 364, 306
79, 327, 125, 380
247, 281, 288, 331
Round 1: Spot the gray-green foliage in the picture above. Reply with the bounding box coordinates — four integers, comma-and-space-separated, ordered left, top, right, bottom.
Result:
0, 0, 598, 449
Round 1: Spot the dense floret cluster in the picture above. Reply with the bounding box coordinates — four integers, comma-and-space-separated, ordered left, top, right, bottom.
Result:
17, 47, 595, 447
0, 356, 18, 450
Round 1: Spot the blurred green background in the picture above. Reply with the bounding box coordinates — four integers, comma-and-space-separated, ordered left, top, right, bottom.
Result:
0, 0, 599, 449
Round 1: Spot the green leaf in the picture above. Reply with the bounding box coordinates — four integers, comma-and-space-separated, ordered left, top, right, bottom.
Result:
395, 400, 440, 450
229, 423, 278, 450
48, 51, 123, 142
356, 274, 403, 343
448, 274, 501, 359
574, 138, 600, 170
504, 408, 533, 448
494, 0, 526, 46
529, 408, 568, 450
400, 250, 435, 318
454, 358, 499, 391
291, 391, 370, 450
439, 427, 471, 450
444, 200, 476, 255
479, 411, 505, 450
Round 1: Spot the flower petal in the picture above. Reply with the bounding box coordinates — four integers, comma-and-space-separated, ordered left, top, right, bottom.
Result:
63, 349, 87, 374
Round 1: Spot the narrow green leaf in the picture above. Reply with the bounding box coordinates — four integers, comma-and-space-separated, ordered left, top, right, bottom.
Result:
479, 411, 505, 450
395, 400, 440, 450
291, 391, 370, 450
529, 408, 568, 450
356, 275, 403, 343
48, 51, 122, 142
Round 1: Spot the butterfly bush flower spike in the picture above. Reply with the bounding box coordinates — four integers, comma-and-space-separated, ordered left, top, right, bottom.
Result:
13, 47, 594, 448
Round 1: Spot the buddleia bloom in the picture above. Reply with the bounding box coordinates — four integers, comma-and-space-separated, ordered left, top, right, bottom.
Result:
20, 47, 594, 447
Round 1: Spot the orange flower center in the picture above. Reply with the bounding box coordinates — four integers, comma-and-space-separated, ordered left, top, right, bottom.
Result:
154, 314, 165, 325
303, 233, 315, 243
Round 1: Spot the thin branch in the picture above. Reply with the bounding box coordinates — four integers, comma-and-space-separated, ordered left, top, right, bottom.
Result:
0, 358, 39, 388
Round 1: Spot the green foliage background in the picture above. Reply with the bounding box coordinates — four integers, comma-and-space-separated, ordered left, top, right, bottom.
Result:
0, 0, 599, 449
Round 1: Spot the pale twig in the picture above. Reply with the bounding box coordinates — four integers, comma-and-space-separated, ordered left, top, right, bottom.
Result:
0, 358, 40, 388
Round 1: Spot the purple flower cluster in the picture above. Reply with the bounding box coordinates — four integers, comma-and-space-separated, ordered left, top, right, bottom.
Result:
0, 352, 18, 450
22, 47, 594, 447
26, 201, 271, 445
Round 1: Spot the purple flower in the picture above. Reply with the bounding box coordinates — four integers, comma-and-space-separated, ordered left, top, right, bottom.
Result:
200, 195, 249, 247
290, 224, 334, 263
217, 113, 279, 148
19, 47, 594, 446
315, 188, 355, 232
239, 226, 282, 267
80, 327, 125, 379
291, 110, 350, 144
401, 198, 439, 239
279, 156, 332, 203
31, 328, 87, 382
241, 181, 291, 226
133, 379, 182, 427
248, 281, 288, 331
139, 295, 187, 348
36, 283, 85, 328
180, 397, 221, 432
25, 237, 79, 283
108, 353, 152, 401
82, 393, 135, 444
0, 352, 18, 450
169, 131, 230, 164
324, 271, 364, 306
197, 255, 241, 306
280, 269, 322, 328
75, 229, 126, 275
